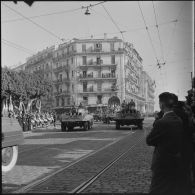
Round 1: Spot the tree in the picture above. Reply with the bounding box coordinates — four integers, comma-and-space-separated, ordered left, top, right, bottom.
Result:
1, 67, 52, 112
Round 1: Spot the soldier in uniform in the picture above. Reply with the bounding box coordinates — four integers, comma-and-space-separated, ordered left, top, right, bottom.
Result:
121, 100, 127, 116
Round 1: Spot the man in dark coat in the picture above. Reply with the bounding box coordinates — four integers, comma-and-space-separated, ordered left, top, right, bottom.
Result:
146, 92, 183, 195
171, 94, 194, 195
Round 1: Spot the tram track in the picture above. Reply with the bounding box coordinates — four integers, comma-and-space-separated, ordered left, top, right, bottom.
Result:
13, 130, 135, 193
70, 135, 145, 193
13, 129, 147, 194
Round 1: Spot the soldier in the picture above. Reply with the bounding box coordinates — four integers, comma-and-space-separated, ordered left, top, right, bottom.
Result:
121, 100, 127, 116
53, 112, 56, 127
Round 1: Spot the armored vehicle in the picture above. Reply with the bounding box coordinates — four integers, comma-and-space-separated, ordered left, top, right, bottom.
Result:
113, 99, 144, 130
60, 107, 94, 131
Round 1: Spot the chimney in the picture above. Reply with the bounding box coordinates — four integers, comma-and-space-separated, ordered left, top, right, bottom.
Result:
104, 33, 107, 40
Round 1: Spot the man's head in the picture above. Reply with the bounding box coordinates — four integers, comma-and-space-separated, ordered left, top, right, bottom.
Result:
159, 92, 175, 112
171, 93, 178, 106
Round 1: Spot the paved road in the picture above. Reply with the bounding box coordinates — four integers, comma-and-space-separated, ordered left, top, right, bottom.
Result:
2, 118, 154, 193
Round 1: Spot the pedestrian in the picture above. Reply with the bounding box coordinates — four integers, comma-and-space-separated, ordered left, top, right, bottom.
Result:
53, 112, 56, 127
171, 94, 194, 195
146, 92, 183, 195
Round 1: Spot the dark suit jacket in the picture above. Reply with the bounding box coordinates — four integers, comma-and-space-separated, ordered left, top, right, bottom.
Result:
146, 111, 183, 172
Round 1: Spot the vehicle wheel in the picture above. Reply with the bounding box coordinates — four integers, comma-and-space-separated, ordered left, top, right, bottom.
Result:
62, 124, 67, 132
2, 146, 18, 173
67, 126, 73, 131
90, 121, 93, 129
61, 123, 64, 131
116, 121, 120, 130
138, 124, 143, 130
83, 122, 88, 131
88, 122, 92, 129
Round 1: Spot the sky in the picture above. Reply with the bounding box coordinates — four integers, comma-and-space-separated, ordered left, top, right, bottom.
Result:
1, 1, 194, 110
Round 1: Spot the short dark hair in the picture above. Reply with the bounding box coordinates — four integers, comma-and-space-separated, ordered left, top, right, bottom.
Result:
159, 92, 175, 108
171, 93, 178, 105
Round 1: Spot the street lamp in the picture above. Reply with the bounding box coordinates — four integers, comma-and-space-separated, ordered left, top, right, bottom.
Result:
84, 7, 91, 15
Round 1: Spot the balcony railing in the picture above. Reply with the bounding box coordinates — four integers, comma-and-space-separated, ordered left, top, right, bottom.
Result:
53, 65, 69, 73
78, 87, 117, 94
79, 63, 117, 69
79, 73, 116, 80
54, 90, 70, 96
80, 47, 124, 54
53, 77, 70, 84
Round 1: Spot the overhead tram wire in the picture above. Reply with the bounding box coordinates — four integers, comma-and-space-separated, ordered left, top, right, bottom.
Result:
2, 3, 65, 42
101, 4, 125, 41
77, 19, 177, 41
138, 1, 167, 90
2, 41, 34, 55
166, 2, 185, 60
2, 39, 35, 53
152, 1, 165, 63
137, 2, 160, 65
2, 1, 107, 24
2, 7, 82, 23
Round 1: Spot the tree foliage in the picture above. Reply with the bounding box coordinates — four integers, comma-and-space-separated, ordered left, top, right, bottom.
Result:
1, 67, 52, 107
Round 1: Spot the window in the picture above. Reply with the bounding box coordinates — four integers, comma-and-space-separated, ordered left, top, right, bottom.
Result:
97, 57, 101, 65
111, 55, 115, 64
97, 83, 102, 91
83, 96, 88, 101
111, 69, 115, 77
83, 71, 87, 77
72, 71, 74, 77
67, 97, 70, 105
61, 98, 64, 107
82, 56, 87, 65
59, 74, 62, 81
97, 95, 102, 104
72, 84, 74, 92
83, 82, 87, 92
67, 72, 69, 79
110, 42, 114, 51
71, 57, 73, 64
95, 43, 102, 49
82, 44, 86, 52
66, 59, 69, 66
56, 98, 59, 107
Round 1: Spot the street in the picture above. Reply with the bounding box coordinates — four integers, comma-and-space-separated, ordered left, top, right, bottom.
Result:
2, 118, 154, 193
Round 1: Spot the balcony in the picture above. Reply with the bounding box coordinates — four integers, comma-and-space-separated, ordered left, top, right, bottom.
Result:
78, 87, 117, 94
53, 77, 71, 84
54, 90, 71, 97
79, 62, 117, 69
78, 47, 124, 55
53, 65, 70, 73
79, 73, 116, 81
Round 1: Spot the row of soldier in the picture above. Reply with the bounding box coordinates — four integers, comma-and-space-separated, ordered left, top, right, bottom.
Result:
30, 112, 56, 129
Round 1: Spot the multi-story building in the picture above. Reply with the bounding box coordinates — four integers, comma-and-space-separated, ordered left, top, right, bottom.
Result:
141, 71, 155, 114
12, 63, 27, 72
24, 46, 55, 112
16, 36, 155, 114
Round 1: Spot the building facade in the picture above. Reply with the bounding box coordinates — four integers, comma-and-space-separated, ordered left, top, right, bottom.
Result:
17, 36, 155, 114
